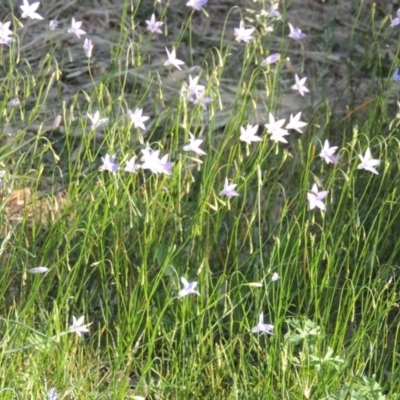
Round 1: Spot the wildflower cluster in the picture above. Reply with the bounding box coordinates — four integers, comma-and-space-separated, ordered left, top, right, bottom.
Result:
1, 1, 394, 396
3, 0, 384, 335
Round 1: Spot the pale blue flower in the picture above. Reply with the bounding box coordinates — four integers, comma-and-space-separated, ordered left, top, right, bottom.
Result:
393, 68, 400, 84
141, 145, 174, 175
186, 0, 207, 11
391, 10, 400, 27
268, 7, 281, 18
261, 53, 279, 66
159, 154, 174, 175
49, 20, 58, 31
319, 140, 338, 164
307, 183, 328, 211
100, 153, 120, 174
83, 38, 93, 58
288, 22, 305, 40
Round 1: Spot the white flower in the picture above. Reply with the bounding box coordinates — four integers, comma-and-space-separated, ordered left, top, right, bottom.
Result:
141, 147, 161, 174
271, 272, 280, 281
239, 124, 262, 145
47, 387, 59, 400
178, 277, 199, 297
265, 113, 286, 135
20, 0, 44, 20
182, 75, 205, 100
251, 312, 274, 335
291, 74, 309, 96
285, 112, 307, 133
125, 156, 140, 174
181, 75, 212, 109
319, 140, 338, 164
0, 21, 13, 38
87, 111, 108, 129
234, 20, 255, 43
191, 92, 212, 109
83, 38, 93, 58
183, 132, 206, 156
141, 145, 173, 175
128, 108, 149, 130
0, 170, 5, 187
68, 18, 86, 39
219, 178, 239, 198
357, 148, 380, 175
0, 21, 14, 46
269, 129, 289, 143
307, 183, 328, 211
265, 113, 289, 143
68, 315, 90, 337
146, 13, 163, 34
164, 47, 185, 70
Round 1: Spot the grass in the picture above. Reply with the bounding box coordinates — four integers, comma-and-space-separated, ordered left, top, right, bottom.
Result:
0, 0, 400, 398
